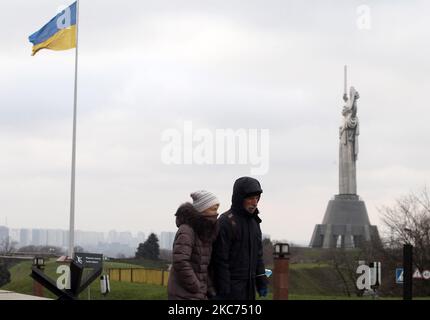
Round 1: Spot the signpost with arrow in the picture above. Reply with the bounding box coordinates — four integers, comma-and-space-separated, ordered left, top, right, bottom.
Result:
30, 253, 103, 300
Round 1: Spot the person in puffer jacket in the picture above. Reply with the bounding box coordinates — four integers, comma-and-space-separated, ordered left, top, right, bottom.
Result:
211, 177, 268, 300
167, 190, 219, 300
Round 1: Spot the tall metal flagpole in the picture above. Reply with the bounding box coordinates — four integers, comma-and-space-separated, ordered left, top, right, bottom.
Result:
69, 0, 80, 259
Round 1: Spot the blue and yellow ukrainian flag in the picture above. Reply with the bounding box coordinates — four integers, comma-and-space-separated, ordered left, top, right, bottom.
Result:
29, 2, 77, 56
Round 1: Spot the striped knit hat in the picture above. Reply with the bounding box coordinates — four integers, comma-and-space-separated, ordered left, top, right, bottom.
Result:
190, 190, 220, 214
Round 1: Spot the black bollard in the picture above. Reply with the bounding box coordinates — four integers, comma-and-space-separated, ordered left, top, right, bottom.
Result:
403, 244, 413, 300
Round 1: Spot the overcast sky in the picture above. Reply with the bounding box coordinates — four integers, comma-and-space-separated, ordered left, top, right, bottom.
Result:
1, 0, 430, 245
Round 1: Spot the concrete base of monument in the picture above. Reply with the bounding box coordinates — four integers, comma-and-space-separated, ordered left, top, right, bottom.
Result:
309, 194, 380, 248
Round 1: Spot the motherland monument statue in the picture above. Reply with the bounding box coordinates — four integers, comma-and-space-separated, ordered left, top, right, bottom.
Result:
309, 66, 380, 248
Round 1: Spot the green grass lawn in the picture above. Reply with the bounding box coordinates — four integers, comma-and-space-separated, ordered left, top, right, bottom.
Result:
112, 258, 169, 270
103, 261, 145, 269
2, 260, 429, 300
80, 280, 167, 300
1, 259, 166, 300
290, 263, 331, 269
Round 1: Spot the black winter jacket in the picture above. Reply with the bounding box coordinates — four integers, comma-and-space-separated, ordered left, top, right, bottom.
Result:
211, 177, 267, 300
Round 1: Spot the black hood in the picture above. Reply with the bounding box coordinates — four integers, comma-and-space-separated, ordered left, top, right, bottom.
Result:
175, 203, 217, 242
231, 177, 263, 219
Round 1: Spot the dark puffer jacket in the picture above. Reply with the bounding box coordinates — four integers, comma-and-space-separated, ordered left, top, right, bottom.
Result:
211, 177, 267, 300
167, 203, 217, 300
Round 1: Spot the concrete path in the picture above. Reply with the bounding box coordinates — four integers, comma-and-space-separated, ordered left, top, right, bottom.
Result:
0, 290, 52, 300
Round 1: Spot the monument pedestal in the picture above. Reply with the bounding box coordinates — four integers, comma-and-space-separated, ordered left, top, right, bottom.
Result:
309, 194, 379, 248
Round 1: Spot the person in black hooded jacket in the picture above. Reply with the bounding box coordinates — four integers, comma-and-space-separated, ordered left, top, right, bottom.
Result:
211, 177, 268, 300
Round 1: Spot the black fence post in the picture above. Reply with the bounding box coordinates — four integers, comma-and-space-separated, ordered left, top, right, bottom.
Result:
403, 244, 413, 300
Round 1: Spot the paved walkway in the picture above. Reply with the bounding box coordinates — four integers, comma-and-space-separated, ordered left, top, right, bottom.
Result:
0, 290, 52, 300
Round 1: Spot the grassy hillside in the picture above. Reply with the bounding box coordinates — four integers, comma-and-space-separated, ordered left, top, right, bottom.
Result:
289, 263, 351, 296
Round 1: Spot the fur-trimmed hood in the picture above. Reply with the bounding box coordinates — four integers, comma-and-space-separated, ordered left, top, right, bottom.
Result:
175, 203, 217, 242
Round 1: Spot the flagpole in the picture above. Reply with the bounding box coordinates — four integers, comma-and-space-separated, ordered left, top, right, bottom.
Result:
69, 0, 80, 259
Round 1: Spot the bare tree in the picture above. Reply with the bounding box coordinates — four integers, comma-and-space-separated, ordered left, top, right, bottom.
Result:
0, 237, 17, 284
380, 187, 430, 271
379, 187, 430, 295
0, 237, 17, 255
322, 248, 363, 297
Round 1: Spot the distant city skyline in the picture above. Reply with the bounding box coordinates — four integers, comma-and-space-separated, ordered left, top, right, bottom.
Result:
0, 218, 176, 240
0, 225, 273, 250
1, 225, 240, 257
